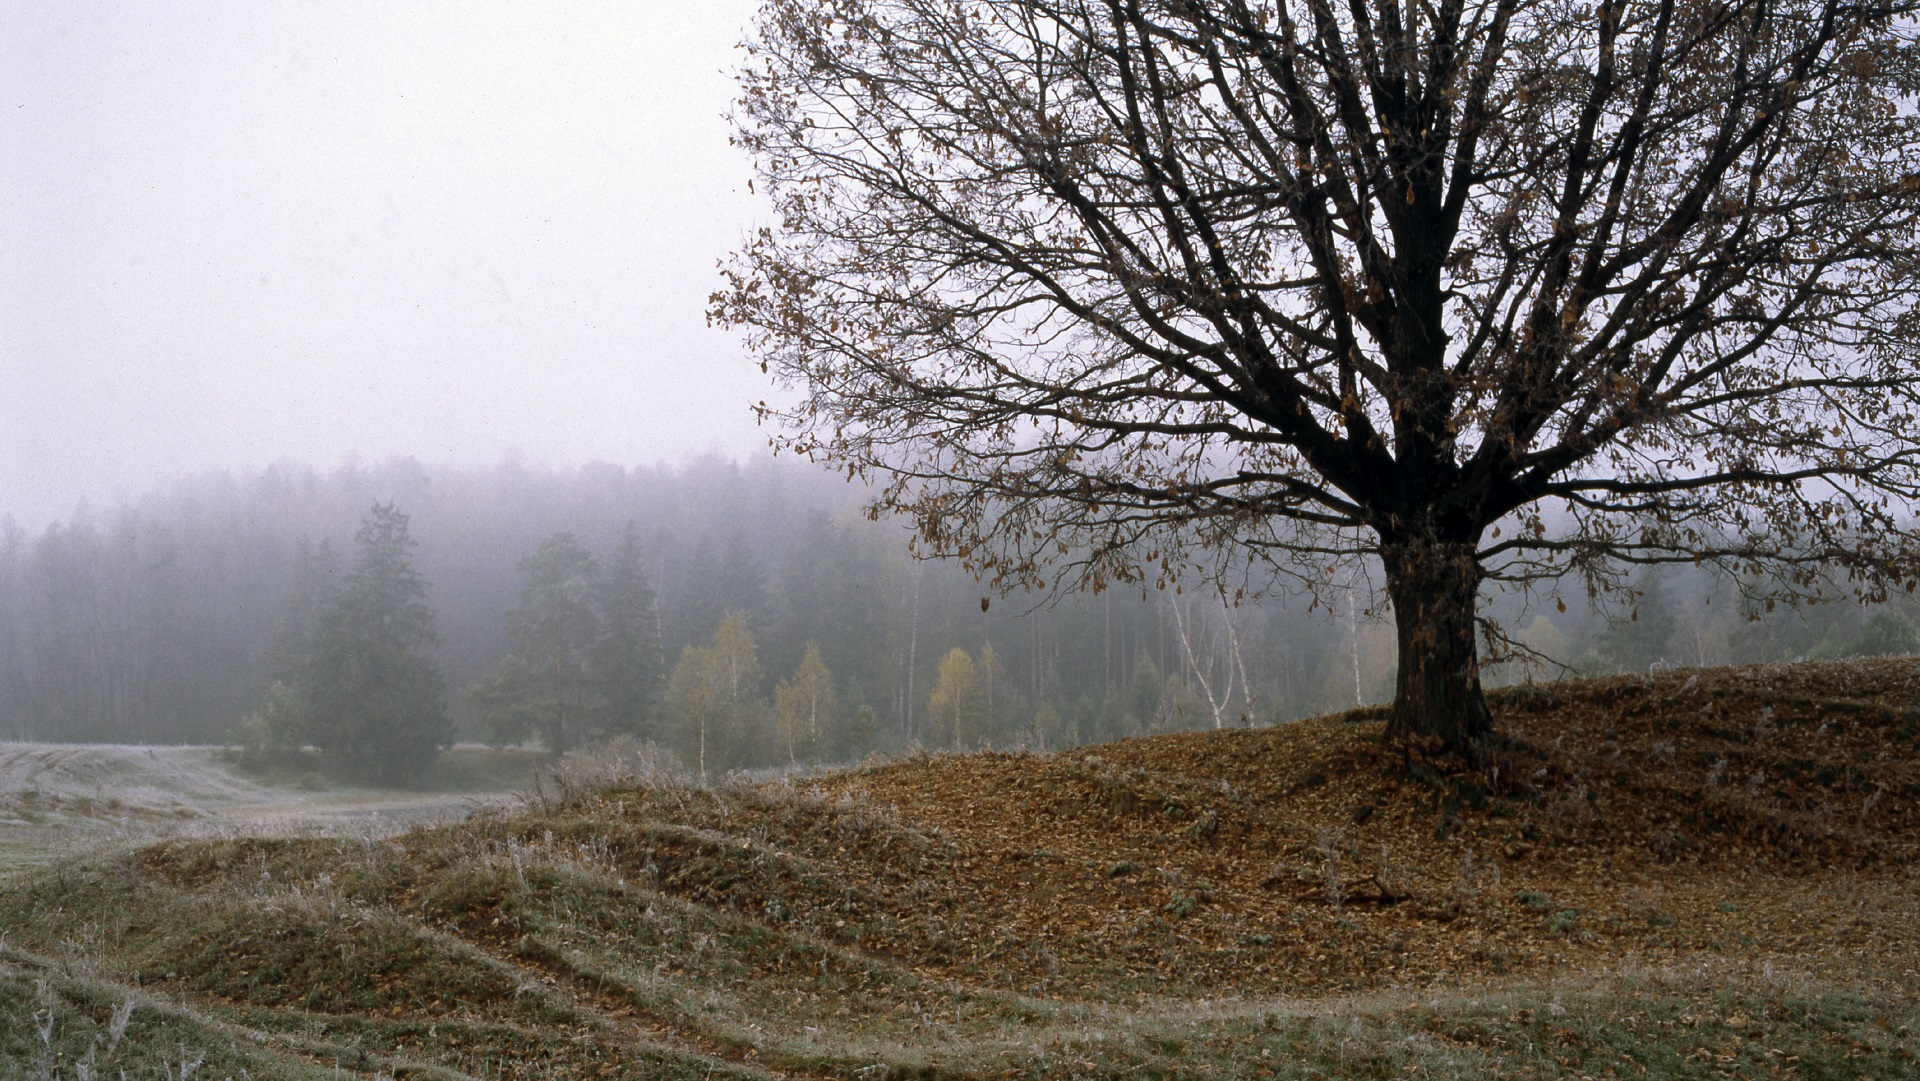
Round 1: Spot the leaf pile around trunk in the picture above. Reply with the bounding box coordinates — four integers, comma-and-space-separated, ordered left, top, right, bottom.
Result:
797, 658, 1920, 997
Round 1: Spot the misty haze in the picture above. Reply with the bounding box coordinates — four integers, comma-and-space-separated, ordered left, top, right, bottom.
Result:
3, 1, 1919, 1077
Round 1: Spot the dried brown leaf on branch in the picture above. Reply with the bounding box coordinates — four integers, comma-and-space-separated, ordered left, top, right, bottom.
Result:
718, 0, 1920, 758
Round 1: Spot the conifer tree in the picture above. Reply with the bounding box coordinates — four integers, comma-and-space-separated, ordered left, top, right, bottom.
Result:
591, 522, 666, 740
305, 503, 449, 784
254, 536, 341, 751
266, 537, 340, 691
469, 532, 602, 755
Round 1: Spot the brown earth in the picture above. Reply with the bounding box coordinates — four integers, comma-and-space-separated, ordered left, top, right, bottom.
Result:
8, 659, 1918, 1077
757, 658, 1920, 999
115, 659, 1920, 1011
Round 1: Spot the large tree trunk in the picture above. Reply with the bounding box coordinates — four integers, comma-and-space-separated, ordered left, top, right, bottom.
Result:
1381, 538, 1493, 759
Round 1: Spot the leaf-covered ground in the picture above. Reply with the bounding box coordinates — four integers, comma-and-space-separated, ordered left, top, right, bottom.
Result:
2, 659, 1917, 1078
800, 659, 1920, 997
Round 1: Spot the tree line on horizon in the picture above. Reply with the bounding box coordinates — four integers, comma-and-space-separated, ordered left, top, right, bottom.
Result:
0, 455, 1915, 780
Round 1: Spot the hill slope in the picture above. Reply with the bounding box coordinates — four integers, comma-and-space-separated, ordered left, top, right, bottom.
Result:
3, 661, 1917, 1078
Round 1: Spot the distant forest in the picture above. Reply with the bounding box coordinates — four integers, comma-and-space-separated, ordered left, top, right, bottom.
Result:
2, 454, 1915, 765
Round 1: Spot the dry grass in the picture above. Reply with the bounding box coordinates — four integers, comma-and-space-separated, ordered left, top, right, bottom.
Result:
2, 660, 1918, 1077
0, 743, 546, 887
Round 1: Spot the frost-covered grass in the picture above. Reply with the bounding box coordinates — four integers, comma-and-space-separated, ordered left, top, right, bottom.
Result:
1, 761, 1914, 1078
0, 742, 274, 818
0, 742, 546, 884
3, 728, 1918, 1077
4, 872, 1914, 1079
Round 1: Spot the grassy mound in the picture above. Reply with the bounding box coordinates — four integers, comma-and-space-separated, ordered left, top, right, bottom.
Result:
2, 659, 1917, 1078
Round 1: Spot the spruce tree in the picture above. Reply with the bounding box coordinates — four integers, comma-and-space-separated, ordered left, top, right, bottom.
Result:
266, 536, 340, 690
590, 522, 665, 740
469, 532, 602, 755
253, 536, 341, 752
305, 503, 449, 784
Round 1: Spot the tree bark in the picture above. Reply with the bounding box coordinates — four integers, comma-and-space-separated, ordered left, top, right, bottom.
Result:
1381, 538, 1493, 758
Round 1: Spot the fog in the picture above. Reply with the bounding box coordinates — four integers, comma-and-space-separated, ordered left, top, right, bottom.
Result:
5, 2, 1917, 765
2, 0, 766, 528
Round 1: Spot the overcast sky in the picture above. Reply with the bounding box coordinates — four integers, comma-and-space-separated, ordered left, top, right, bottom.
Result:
1, 0, 772, 527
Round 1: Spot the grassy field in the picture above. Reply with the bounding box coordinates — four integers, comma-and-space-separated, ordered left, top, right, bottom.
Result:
2, 662, 1917, 1078
0, 742, 549, 871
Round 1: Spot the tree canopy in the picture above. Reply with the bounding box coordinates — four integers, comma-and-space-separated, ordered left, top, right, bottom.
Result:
592, 522, 668, 741
304, 503, 449, 783
470, 532, 603, 755
926, 646, 984, 749
671, 613, 765, 780
718, 0, 1920, 756
774, 641, 837, 762
471, 527, 670, 754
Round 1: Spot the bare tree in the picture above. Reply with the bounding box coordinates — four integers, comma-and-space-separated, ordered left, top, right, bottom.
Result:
717, 0, 1920, 757
1167, 586, 1256, 728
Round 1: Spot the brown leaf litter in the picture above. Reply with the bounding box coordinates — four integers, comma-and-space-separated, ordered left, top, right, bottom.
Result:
762, 659, 1920, 1000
